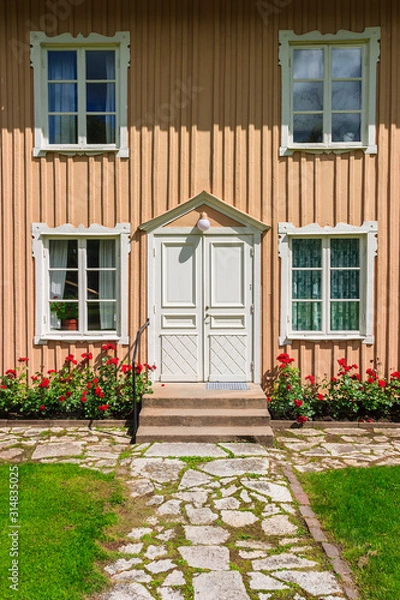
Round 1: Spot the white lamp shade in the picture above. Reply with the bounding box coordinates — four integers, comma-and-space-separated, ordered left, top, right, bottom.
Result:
197, 211, 210, 231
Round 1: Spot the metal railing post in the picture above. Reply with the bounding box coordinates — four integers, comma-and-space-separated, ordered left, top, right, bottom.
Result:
131, 318, 150, 442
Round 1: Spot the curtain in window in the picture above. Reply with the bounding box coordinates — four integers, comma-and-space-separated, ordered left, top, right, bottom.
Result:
49, 240, 68, 329
99, 240, 116, 330
292, 238, 322, 331
330, 238, 360, 330
105, 51, 115, 144
48, 51, 77, 144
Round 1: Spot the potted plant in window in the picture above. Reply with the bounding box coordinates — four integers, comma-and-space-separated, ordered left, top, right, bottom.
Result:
50, 299, 79, 330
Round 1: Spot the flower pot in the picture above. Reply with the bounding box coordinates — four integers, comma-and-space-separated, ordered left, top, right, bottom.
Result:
62, 318, 78, 331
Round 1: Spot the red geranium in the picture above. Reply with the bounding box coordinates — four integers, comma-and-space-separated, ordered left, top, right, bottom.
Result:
5, 369, 17, 377
294, 399, 303, 407
317, 393, 325, 400
305, 374, 315, 385
106, 358, 119, 366
296, 415, 309, 424
378, 379, 386, 388
18, 357, 29, 363
121, 364, 132, 374
98, 404, 109, 411
39, 378, 50, 388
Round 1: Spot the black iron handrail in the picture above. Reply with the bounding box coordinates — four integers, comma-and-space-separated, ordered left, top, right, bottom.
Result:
131, 318, 150, 442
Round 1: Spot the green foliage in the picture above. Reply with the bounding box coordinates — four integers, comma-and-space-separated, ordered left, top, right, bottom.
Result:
0, 347, 154, 420
267, 354, 400, 422
302, 466, 400, 599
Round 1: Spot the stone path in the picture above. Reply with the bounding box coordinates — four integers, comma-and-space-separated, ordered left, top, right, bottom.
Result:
1, 424, 400, 599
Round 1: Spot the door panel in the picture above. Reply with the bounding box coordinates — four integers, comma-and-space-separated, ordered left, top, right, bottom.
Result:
155, 234, 253, 382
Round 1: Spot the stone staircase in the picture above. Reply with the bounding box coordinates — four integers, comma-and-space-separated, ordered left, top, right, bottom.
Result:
136, 383, 274, 446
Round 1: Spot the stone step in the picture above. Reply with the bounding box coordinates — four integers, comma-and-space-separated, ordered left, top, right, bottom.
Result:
139, 407, 270, 427
136, 425, 274, 446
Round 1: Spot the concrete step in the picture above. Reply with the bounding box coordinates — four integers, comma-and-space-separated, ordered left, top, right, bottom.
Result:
144, 383, 267, 409
136, 425, 274, 446
139, 407, 270, 427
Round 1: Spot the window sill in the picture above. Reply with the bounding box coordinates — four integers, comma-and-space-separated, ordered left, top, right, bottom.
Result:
33, 146, 129, 158
279, 144, 377, 157
35, 334, 129, 345
280, 334, 374, 345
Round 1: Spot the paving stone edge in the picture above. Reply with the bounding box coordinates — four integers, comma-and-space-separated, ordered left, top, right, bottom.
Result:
282, 464, 360, 600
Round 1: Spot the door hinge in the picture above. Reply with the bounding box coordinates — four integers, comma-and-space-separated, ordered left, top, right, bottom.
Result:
153, 305, 156, 314
250, 361, 254, 371
250, 247, 254, 257
153, 247, 156, 257
250, 304, 255, 314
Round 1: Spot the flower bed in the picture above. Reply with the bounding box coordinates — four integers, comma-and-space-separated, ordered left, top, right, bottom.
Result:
0, 345, 154, 420
267, 354, 400, 423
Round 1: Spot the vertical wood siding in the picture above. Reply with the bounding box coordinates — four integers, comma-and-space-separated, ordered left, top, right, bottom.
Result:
0, 0, 399, 382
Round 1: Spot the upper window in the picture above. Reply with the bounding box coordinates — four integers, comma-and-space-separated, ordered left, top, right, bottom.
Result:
278, 222, 378, 344
30, 32, 130, 157
279, 28, 380, 155
32, 223, 131, 344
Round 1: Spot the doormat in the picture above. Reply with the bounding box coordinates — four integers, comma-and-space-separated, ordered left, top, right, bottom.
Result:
206, 382, 249, 391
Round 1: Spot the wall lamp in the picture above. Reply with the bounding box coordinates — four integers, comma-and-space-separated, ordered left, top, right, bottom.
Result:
196, 211, 210, 232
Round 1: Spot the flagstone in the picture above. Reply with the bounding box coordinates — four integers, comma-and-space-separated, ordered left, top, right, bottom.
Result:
162, 570, 186, 586
194, 571, 250, 600
200, 458, 269, 477
159, 588, 185, 600
101, 582, 154, 600
261, 515, 298, 536
119, 543, 143, 555
184, 525, 230, 545
173, 491, 208, 505
220, 510, 258, 528
0, 447, 24, 460
157, 500, 182, 516
220, 484, 238, 497
104, 558, 142, 575
144, 442, 227, 458
252, 552, 317, 571
31, 441, 84, 459
113, 570, 152, 583
146, 545, 167, 559
242, 480, 292, 503
248, 572, 289, 590
146, 559, 176, 574
130, 479, 155, 497
186, 505, 218, 525
127, 527, 153, 539
214, 497, 240, 510
130, 458, 184, 483
274, 570, 343, 595
178, 469, 213, 489
219, 443, 269, 456
178, 546, 230, 570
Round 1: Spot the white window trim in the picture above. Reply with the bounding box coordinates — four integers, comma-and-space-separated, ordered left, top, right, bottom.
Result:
32, 223, 131, 344
278, 221, 378, 345
279, 28, 381, 156
30, 31, 130, 157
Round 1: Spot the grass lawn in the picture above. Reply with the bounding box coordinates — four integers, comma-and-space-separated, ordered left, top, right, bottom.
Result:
0, 462, 124, 600
301, 465, 400, 600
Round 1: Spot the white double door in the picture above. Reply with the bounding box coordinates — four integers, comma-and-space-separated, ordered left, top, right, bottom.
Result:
154, 234, 254, 382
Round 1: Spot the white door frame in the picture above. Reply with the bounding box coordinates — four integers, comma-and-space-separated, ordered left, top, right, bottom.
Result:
146, 226, 263, 384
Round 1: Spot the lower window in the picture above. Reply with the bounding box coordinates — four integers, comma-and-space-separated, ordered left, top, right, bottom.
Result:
32, 223, 130, 343
278, 222, 378, 344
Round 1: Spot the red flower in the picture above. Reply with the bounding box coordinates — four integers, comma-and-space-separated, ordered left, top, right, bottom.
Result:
390, 371, 400, 379
65, 354, 78, 365
337, 358, 347, 367
294, 399, 303, 407
81, 397, 87, 403
330, 377, 337, 383
106, 358, 119, 366
121, 364, 132, 374
135, 363, 144, 374
59, 395, 65, 402
351, 373, 361, 381
352, 364, 359, 370
92, 378, 99, 385
367, 377, 375, 384
266, 396, 272, 403
305, 374, 315, 385
296, 415, 309, 424
101, 343, 116, 351
81, 352, 93, 363
40, 405, 46, 411
98, 404, 109, 411
81, 390, 88, 396
286, 384, 292, 391
366, 368, 377, 378
277, 353, 295, 366
66, 391, 72, 397
378, 379, 386, 388
31, 375, 39, 381
1, 384, 7, 389
39, 378, 50, 388
95, 386, 105, 398
18, 357, 29, 363
5, 369, 17, 377
317, 393, 325, 400
47, 369, 57, 374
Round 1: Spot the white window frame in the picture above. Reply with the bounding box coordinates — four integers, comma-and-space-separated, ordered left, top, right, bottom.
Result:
279, 28, 380, 156
32, 223, 131, 344
30, 31, 130, 157
278, 222, 378, 344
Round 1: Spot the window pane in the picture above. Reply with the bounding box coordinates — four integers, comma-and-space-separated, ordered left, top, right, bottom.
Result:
292, 239, 322, 267
332, 113, 361, 142
48, 51, 77, 80
86, 50, 115, 80
49, 115, 77, 144
331, 239, 359, 267
293, 271, 321, 299
332, 48, 362, 78
293, 82, 323, 111
331, 271, 360, 299
332, 81, 362, 111
49, 83, 77, 112
331, 301, 359, 330
50, 240, 77, 268
49, 271, 79, 300
292, 302, 322, 331
86, 83, 116, 112
87, 302, 116, 330
293, 113, 323, 143
87, 239, 116, 268
293, 49, 324, 79
87, 115, 116, 144
87, 271, 116, 300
